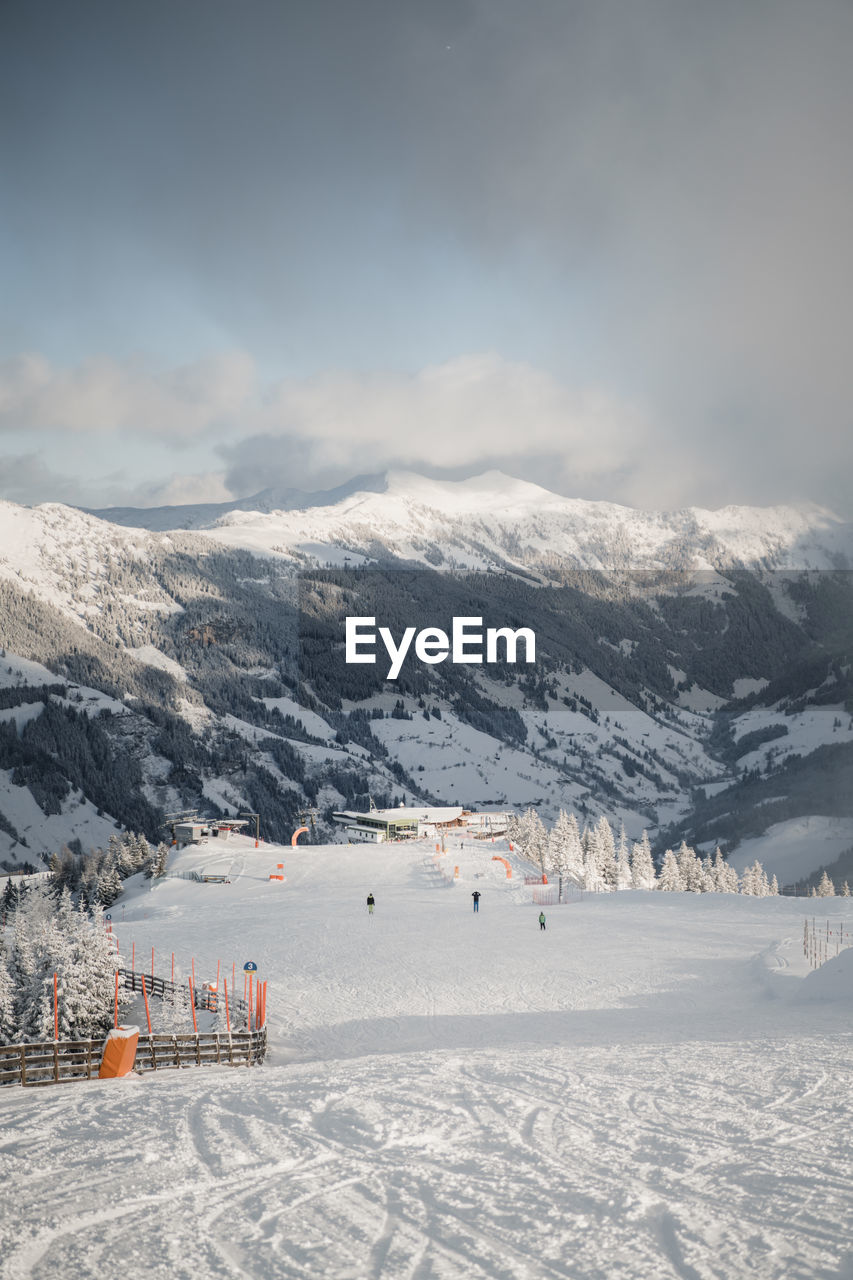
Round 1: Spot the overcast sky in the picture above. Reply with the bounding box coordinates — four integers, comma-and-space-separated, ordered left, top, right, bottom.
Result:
1, 0, 852, 515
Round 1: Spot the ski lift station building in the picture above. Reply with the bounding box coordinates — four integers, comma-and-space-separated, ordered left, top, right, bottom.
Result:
331, 806, 513, 843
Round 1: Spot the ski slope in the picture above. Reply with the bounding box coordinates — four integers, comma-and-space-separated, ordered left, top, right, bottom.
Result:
2, 835, 853, 1280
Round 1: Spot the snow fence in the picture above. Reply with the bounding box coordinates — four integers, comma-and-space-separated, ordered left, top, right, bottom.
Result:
0, 965, 267, 1088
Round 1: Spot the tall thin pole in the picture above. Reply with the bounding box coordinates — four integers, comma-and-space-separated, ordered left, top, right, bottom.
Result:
188, 978, 198, 1033
140, 973, 152, 1034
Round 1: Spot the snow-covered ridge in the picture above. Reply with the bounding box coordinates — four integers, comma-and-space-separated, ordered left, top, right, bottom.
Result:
203, 469, 852, 571
0, 473, 849, 632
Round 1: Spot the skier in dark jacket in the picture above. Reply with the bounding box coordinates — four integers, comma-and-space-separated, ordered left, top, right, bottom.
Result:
367, 893, 375, 916
472, 890, 481, 913
538, 911, 546, 930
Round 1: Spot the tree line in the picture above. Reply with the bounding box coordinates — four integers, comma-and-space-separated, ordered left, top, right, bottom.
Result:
504, 809, 851, 896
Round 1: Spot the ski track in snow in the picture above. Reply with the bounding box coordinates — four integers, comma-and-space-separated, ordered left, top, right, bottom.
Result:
3, 1042, 852, 1280
2, 837, 853, 1280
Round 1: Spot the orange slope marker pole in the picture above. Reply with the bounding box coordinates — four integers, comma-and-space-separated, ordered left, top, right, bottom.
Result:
248, 976, 253, 1031
223, 978, 231, 1035
140, 973, 152, 1035
188, 977, 198, 1033
114, 971, 119, 1028
53, 972, 58, 1041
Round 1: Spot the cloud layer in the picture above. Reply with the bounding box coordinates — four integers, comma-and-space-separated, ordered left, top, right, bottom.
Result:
1, 1, 851, 513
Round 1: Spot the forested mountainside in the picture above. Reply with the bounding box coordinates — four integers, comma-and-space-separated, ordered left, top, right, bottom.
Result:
0, 479, 851, 875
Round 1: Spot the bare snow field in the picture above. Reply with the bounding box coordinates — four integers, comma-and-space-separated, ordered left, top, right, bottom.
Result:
2, 836, 853, 1280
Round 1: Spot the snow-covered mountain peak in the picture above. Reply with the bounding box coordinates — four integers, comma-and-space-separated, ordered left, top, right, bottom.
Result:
200, 471, 853, 572
2, 475, 850, 589
379, 469, 561, 513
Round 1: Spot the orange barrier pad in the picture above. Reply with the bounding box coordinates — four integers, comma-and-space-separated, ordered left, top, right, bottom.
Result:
99, 1026, 139, 1078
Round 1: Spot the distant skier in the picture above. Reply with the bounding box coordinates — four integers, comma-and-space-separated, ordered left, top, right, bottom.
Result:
472, 890, 481, 913
538, 911, 546, 931
367, 893, 375, 916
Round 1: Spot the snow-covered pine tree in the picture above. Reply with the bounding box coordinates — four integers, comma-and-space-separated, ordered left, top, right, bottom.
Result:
842, 881, 851, 897
11, 896, 64, 1043
1, 878, 20, 924
546, 816, 569, 880
816, 870, 835, 897
0, 936, 16, 1044
562, 812, 585, 886
630, 831, 657, 890
657, 848, 682, 891
614, 824, 633, 890
595, 816, 617, 889
97, 861, 123, 907
582, 826, 606, 893
718, 849, 740, 894
752, 862, 770, 896
66, 902, 124, 1039
769, 874, 779, 896
80, 848, 104, 909
546, 811, 582, 886
676, 841, 703, 892
153, 841, 170, 878
111, 832, 134, 879
516, 808, 548, 874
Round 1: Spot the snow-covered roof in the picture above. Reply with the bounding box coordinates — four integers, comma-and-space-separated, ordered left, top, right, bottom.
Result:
333, 806, 464, 826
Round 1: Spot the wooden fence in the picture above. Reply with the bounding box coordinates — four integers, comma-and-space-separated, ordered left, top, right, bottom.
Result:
117, 967, 251, 1023
0, 965, 266, 1088
133, 1029, 265, 1072
0, 1039, 101, 1088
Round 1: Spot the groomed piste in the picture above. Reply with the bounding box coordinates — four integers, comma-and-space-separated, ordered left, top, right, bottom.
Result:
2, 831, 852, 1280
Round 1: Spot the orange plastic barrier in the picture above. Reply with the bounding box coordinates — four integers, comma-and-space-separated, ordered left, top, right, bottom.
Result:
99, 1026, 139, 1078
491, 856, 512, 879
291, 826, 309, 846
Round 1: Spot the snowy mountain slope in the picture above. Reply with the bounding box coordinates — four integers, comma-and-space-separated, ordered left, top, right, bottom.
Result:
80, 470, 853, 572
187, 470, 853, 572
2, 836, 852, 1279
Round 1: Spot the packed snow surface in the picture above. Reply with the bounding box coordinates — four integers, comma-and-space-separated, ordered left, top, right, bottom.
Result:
2, 834, 853, 1280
